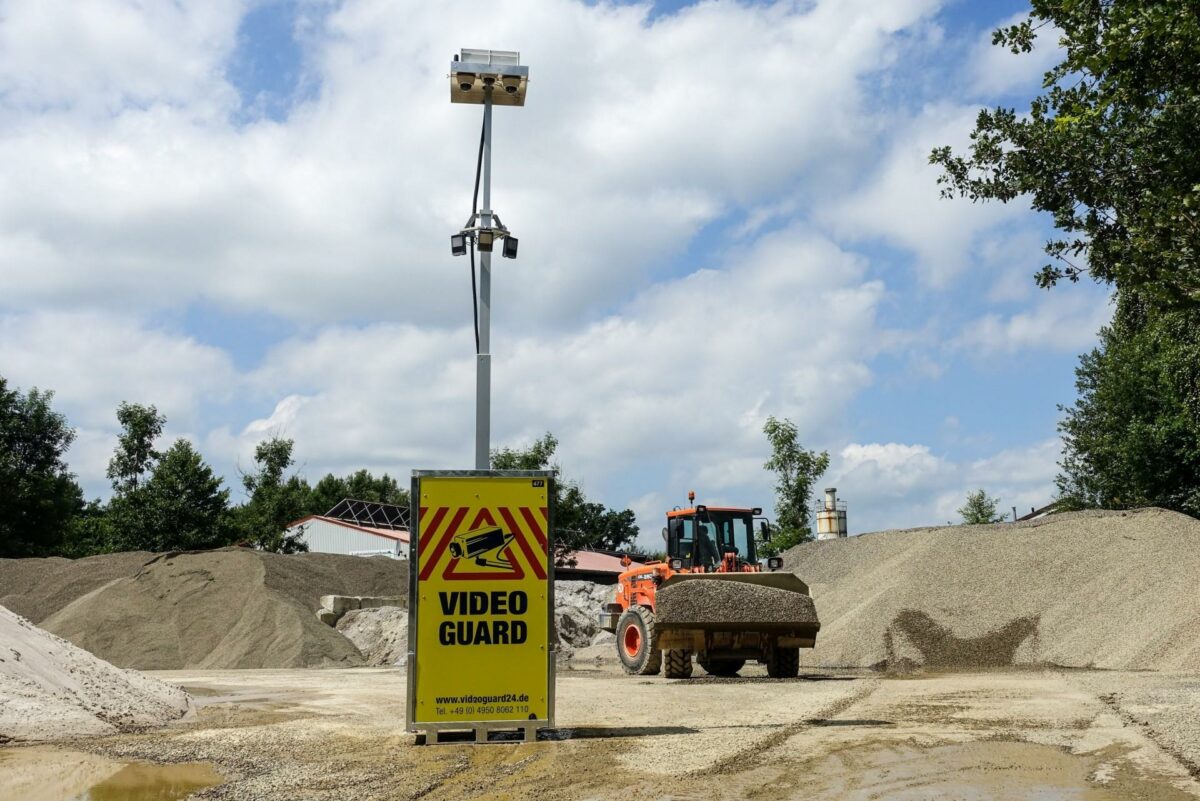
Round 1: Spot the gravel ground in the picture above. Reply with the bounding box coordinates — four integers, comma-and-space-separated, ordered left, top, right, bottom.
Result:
6, 667, 1199, 801
1068, 670, 1200, 779
785, 508, 1200, 670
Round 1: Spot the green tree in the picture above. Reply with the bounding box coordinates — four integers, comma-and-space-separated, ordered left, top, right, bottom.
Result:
958, 489, 1007, 525
62, 499, 115, 558
107, 403, 165, 492
931, 1, 1200, 307
236, 437, 311, 553
1056, 293, 1200, 515
139, 440, 233, 550
0, 378, 84, 557
491, 433, 639, 560
760, 416, 829, 556
307, 469, 409, 515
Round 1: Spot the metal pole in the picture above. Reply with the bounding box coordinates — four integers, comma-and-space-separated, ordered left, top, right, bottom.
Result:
475, 89, 493, 470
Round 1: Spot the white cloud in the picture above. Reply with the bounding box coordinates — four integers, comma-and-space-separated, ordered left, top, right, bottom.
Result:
955, 292, 1112, 355
209, 226, 884, 540
828, 437, 1062, 533
0, 311, 236, 430
0, 0, 245, 114
0, 0, 942, 328
968, 13, 1063, 97
817, 103, 1027, 287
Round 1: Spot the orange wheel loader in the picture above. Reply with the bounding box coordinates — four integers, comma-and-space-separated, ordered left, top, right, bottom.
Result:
598, 493, 820, 679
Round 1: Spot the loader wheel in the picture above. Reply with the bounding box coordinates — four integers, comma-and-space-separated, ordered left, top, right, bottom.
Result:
765, 646, 800, 679
616, 607, 661, 675
698, 654, 745, 677
664, 649, 693, 679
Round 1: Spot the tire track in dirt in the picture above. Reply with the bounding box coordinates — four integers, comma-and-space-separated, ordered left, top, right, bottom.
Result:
694, 676, 881, 778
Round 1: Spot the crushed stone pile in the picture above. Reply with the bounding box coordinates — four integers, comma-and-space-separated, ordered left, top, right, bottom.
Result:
37, 548, 408, 670
337, 607, 408, 667
783, 508, 1200, 671
656, 580, 818, 628
0, 605, 190, 742
555, 580, 615, 652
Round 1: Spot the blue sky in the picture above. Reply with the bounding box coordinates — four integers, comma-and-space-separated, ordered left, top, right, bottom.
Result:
0, 0, 1109, 545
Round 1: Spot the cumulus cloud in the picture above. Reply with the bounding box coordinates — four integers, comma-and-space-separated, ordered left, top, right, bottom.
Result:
0, 311, 236, 430
817, 103, 1030, 287
0, 0, 1085, 547
955, 292, 1112, 356
0, 0, 943, 328
216, 226, 883, 539
828, 437, 1062, 533
968, 12, 1063, 97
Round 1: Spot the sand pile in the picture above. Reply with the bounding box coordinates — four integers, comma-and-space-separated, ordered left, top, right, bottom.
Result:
0, 551, 154, 622
337, 607, 408, 667
656, 580, 818, 629
38, 548, 408, 670
783, 508, 1200, 670
0, 605, 190, 742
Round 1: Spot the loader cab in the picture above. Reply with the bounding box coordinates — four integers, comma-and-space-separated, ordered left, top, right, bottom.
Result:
666, 506, 760, 570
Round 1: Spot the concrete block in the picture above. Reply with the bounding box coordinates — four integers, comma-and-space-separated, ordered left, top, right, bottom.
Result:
356, 596, 406, 609
316, 609, 339, 626
320, 595, 361, 615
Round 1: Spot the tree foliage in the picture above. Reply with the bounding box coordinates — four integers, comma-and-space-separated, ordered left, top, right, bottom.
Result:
1057, 293, 1200, 515
760, 416, 829, 556
107, 403, 165, 493
236, 437, 310, 553
958, 489, 1007, 525
308, 469, 408, 515
491, 433, 639, 560
0, 378, 84, 557
931, 1, 1200, 307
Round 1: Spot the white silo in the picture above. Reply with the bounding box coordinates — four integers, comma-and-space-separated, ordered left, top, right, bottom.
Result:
815, 487, 848, 540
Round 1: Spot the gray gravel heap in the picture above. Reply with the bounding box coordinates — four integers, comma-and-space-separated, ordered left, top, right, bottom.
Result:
656, 579, 818, 628
783, 508, 1200, 670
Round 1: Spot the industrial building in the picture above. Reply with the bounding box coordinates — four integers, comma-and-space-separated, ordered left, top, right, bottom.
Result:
286, 499, 410, 559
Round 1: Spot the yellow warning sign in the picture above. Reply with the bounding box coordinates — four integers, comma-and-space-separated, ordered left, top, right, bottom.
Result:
408, 472, 553, 730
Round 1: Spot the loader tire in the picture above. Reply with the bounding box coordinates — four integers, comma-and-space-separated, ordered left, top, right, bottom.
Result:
616, 607, 661, 675
664, 649, 693, 679
765, 646, 800, 679
698, 655, 745, 677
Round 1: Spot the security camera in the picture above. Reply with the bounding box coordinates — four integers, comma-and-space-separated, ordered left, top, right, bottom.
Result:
457, 73, 476, 92
482, 74, 496, 88
500, 75, 521, 95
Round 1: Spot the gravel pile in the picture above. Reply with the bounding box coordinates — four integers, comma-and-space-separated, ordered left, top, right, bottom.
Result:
0, 604, 190, 742
336, 607, 408, 667
783, 508, 1200, 670
655, 580, 818, 629
36, 548, 408, 670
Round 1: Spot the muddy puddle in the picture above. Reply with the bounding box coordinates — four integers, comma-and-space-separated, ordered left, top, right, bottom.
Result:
0, 746, 222, 801
746, 740, 1197, 801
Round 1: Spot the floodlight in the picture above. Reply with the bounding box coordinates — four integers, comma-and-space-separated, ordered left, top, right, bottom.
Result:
450, 49, 528, 106
451, 233, 467, 256
501, 235, 518, 259
477, 230, 494, 252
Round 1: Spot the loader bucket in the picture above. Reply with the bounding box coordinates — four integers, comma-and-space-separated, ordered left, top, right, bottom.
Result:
655, 572, 820, 639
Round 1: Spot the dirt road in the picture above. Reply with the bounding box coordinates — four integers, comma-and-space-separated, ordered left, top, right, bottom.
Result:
4, 665, 1200, 800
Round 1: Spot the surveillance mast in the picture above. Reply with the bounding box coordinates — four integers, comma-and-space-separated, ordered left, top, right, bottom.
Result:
448, 49, 529, 470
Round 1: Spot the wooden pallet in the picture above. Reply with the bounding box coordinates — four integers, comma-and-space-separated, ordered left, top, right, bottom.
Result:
414, 724, 542, 745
